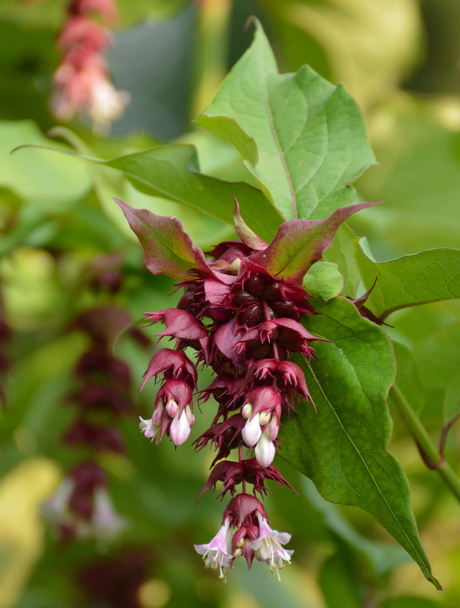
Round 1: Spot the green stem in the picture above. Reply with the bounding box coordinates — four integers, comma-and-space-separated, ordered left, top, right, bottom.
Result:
390, 383, 460, 504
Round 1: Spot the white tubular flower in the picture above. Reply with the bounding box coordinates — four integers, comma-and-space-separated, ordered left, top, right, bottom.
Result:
242, 412, 262, 447
139, 416, 160, 442
254, 430, 276, 468
170, 408, 192, 446
194, 517, 233, 581
250, 512, 294, 581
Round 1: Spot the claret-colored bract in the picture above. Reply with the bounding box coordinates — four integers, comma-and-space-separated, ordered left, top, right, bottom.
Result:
117, 196, 377, 579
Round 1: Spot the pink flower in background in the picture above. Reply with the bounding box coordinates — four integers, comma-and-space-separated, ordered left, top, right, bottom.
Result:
52, 0, 129, 132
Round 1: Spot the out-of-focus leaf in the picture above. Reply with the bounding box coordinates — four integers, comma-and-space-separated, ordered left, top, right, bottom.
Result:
303, 262, 343, 301
3, 121, 91, 209
234, 558, 312, 608
443, 370, 460, 424
356, 238, 460, 320
280, 297, 440, 589
358, 101, 460, 252
319, 553, 363, 608
0, 0, 191, 26
117, 0, 192, 24
416, 322, 460, 421
265, 0, 421, 108
196, 21, 375, 221
302, 478, 409, 577
380, 597, 458, 608
391, 341, 425, 416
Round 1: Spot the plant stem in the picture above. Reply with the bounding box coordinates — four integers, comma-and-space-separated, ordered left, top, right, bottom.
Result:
390, 383, 460, 504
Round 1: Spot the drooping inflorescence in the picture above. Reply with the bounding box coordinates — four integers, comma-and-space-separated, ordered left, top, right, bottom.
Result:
119, 197, 375, 581
42, 305, 150, 544
116, 194, 377, 579
52, 0, 130, 133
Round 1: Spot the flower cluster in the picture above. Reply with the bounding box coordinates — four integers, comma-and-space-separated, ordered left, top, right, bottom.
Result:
194, 494, 293, 582
117, 196, 374, 579
130, 205, 335, 580
52, 0, 130, 133
43, 306, 149, 543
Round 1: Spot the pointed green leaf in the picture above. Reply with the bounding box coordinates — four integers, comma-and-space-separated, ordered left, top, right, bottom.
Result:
356, 238, 460, 320
249, 202, 379, 282
196, 22, 375, 221
13, 142, 283, 243
104, 144, 282, 242
279, 297, 440, 589
303, 262, 343, 301
114, 199, 209, 280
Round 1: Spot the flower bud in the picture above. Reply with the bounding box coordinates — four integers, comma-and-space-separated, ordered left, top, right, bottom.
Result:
266, 415, 279, 442
258, 410, 271, 426
242, 413, 262, 447
152, 403, 163, 426
254, 432, 276, 468
170, 409, 192, 446
166, 398, 179, 418
241, 403, 252, 419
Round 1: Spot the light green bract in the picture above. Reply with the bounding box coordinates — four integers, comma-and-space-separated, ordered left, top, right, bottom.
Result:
303, 261, 344, 301
279, 298, 441, 589
196, 20, 376, 221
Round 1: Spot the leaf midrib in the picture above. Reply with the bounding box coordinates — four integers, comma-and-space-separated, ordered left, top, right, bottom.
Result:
304, 357, 426, 565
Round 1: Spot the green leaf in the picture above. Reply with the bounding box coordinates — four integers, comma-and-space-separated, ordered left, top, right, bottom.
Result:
279, 297, 440, 589
356, 238, 460, 320
391, 341, 425, 416
249, 202, 379, 282
104, 144, 282, 242
1, 120, 90, 209
196, 21, 375, 221
303, 261, 343, 301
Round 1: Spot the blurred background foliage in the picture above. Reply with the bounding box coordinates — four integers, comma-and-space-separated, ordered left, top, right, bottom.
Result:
1, 1, 460, 607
